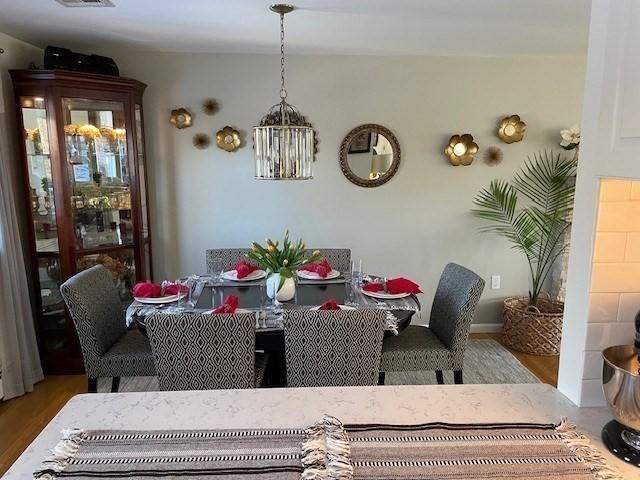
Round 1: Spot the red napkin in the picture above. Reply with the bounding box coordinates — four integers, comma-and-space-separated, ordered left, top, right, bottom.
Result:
234, 260, 259, 279
213, 295, 239, 314
132, 281, 162, 298
301, 259, 333, 278
318, 299, 340, 310
163, 283, 188, 296
386, 277, 423, 294
362, 282, 385, 293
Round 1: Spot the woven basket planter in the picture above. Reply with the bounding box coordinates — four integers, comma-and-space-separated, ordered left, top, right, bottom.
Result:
502, 296, 564, 356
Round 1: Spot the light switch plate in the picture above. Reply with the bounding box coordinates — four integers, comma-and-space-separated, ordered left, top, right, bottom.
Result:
491, 275, 501, 289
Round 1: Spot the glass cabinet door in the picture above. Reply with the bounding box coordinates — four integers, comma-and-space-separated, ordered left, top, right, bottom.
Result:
62, 97, 136, 299
20, 96, 66, 352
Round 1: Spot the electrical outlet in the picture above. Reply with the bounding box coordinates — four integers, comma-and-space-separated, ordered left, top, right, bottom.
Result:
491, 275, 501, 289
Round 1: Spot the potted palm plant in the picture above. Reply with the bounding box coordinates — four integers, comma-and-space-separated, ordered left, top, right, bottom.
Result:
471, 151, 577, 355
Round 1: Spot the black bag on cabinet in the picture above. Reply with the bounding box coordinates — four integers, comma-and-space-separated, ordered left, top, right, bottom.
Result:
44, 46, 119, 76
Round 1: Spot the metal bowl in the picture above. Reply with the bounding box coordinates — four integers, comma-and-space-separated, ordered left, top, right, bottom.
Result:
602, 345, 640, 448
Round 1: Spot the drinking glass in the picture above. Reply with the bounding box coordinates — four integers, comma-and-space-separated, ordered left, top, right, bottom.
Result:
351, 259, 364, 286
211, 257, 224, 284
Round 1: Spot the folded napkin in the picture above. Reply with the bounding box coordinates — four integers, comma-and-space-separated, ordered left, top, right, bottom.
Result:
234, 260, 259, 279
301, 259, 333, 278
386, 277, 423, 294
163, 283, 188, 296
212, 295, 239, 314
318, 299, 340, 310
362, 282, 385, 293
132, 281, 162, 298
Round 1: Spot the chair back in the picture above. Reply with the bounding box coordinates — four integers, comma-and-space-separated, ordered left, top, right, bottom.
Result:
283, 309, 386, 387
145, 312, 256, 390
206, 248, 251, 272
306, 248, 351, 273
206, 248, 351, 273
428, 263, 485, 368
60, 265, 126, 374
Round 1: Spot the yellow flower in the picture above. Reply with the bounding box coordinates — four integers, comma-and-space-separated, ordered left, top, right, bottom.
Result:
268, 245, 276, 253
312, 250, 320, 256
283, 259, 289, 266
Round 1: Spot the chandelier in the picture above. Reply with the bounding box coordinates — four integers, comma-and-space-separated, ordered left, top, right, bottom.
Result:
253, 4, 316, 180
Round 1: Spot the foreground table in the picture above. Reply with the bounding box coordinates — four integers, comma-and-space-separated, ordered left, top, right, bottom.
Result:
3, 384, 634, 479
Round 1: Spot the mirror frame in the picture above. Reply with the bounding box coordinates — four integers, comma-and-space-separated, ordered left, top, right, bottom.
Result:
339, 124, 401, 188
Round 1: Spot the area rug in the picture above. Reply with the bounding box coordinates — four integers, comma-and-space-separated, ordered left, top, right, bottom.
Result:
97, 339, 540, 393
34, 416, 622, 479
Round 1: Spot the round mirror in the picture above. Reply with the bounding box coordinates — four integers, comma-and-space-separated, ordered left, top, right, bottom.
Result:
339, 124, 401, 187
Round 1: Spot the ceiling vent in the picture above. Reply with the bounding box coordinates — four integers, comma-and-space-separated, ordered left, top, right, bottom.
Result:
55, 0, 115, 7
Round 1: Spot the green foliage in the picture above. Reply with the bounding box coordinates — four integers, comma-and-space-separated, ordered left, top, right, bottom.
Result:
246, 229, 322, 281
471, 151, 577, 306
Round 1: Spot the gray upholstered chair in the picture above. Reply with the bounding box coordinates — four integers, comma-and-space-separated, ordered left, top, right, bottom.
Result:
145, 312, 267, 390
379, 263, 485, 385
283, 309, 386, 387
60, 265, 155, 393
206, 248, 351, 273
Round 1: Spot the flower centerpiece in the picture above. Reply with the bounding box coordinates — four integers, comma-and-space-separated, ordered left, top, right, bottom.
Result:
246, 230, 321, 302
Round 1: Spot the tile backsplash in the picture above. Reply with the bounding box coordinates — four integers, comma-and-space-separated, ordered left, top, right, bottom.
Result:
583, 179, 640, 391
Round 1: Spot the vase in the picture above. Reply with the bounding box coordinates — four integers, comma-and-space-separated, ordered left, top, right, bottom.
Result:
266, 273, 296, 302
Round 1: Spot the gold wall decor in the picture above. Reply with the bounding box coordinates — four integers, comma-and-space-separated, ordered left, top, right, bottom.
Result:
444, 134, 478, 166
170, 108, 193, 129
484, 146, 504, 166
216, 126, 241, 152
497, 114, 526, 143
192, 133, 211, 149
202, 99, 219, 116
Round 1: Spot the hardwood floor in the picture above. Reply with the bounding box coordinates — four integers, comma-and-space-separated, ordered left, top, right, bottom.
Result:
0, 376, 86, 476
0, 335, 558, 476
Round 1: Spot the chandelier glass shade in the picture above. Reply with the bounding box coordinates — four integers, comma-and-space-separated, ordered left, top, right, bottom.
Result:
253, 4, 315, 180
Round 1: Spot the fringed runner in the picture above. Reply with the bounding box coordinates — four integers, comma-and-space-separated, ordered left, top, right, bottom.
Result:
34, 417, 622, 479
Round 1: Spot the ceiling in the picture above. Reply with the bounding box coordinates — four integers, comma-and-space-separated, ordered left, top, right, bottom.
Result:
0, 0, 591, 56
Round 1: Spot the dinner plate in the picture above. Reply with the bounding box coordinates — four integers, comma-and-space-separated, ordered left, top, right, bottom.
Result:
310, 305, 356, 311
221, 269, 266, 282
297, 269, 341, 280
134, 293, 187, 304
207, 308, 252, 314
361, 289, 411, 300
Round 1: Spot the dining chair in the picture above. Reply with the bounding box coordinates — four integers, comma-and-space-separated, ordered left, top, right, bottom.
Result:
145, 312, 267, 390
206, 248, 351, 273
60, 265, 155, 393
283, 309, 386, 387
378, 263, 485, 385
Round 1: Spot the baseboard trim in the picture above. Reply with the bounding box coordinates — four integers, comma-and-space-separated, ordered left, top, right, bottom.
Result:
470, 323, 503, 333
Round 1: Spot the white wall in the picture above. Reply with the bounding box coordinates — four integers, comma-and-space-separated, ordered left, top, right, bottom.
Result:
559, 0, 640, 407
103, 51, 585, 325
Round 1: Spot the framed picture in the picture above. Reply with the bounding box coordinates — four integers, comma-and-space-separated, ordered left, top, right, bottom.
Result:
348, 131, 372, 154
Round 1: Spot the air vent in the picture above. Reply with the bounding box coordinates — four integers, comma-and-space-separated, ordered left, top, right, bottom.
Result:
55, 0, 115, 7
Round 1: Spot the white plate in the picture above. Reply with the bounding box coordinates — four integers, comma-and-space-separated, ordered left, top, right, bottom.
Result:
310, 305, 356, 311
361, 289, 411, 300
221, 269, 266, 282
134, 293, 187, 304
207, 308, 252, 314
297, 269, 341, 280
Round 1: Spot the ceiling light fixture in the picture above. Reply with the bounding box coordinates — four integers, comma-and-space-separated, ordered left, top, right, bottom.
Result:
253, 4, 316, 180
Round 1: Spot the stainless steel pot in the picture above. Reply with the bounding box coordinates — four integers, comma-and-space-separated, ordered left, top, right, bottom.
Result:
602, 345, 640, 449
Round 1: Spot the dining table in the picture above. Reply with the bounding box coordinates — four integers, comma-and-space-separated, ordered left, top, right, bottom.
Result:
126, 274, 421, 386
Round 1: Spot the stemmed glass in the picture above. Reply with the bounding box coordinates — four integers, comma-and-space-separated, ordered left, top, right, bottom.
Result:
210, 257, 223, 284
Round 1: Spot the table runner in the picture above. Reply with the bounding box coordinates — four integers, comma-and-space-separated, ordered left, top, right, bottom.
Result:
34, 417, 622, 479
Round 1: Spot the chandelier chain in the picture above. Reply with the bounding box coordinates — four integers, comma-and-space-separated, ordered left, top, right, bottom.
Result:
279, 12, 287, 101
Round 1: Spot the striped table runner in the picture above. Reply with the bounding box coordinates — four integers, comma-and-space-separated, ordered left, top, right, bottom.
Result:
34, 417, 622, 479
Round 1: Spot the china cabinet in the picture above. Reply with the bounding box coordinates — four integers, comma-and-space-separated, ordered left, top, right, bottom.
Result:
10, 69, 152, 373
